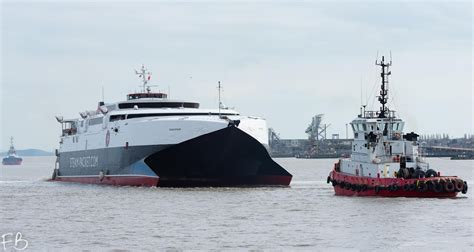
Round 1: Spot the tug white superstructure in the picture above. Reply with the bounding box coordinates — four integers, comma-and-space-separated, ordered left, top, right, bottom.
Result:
328, 56, 468, 197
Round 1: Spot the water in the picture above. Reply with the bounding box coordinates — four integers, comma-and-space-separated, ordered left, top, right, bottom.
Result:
1, 157, 473, 251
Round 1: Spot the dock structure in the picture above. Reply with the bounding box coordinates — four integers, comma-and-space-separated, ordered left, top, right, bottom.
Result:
269, 126, 473, 159
420, 146, 474, 159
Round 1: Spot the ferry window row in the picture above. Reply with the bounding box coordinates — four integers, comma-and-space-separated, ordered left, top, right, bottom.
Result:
109, 112, 240, 122
118, 102, 199, 109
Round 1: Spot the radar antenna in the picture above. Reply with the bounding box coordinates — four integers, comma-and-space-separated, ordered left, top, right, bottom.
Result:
217, 81, 222, 117
375, 56, 392, 118
9, 137, 16, 155
135, 64, 153, 93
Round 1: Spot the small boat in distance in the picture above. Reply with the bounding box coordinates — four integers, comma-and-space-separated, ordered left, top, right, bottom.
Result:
2, 137, 23, 165
327, 56, 468, 197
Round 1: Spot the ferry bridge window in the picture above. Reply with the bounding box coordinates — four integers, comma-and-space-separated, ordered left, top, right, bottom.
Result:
62, 122, 77, 135
118, 102, 199, 109
110, 114, 126, 122
126, 112, 239, 119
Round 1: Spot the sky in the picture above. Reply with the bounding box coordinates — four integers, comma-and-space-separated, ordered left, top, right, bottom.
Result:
1, 0, 472, 151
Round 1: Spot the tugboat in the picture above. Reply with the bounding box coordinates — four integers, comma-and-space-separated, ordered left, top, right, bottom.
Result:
2, 137, 23, 165
327, 56, 468, 197
51, 65, 292, 187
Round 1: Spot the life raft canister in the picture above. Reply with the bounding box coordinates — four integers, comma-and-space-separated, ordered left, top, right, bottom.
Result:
339, 181, 345, 188
351, 184, 357, 191
432, 181, 443, 193
462, 181, 468, 194
389, 184, 399, 191
417, 182, 428, 192
403, 184, 410, 191
345, 183, 352, 190
444, 180, 455, 192
375, 185, 381, 193
454, 179, 464, 192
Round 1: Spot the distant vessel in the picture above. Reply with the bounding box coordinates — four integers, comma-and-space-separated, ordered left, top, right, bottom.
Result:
450, 154, 473, 160
327, 56, 468, 197
51, 65, 292, 187
2, 137, 23, 165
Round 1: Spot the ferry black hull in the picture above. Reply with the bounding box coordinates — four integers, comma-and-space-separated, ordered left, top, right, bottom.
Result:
53, 126, 292, 187
145, 126, 292, 187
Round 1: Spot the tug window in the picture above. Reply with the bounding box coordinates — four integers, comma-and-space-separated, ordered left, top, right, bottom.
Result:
399, 122, 404, 131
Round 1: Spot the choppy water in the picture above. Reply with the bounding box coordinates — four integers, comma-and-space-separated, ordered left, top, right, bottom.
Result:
1, 157, 473, 251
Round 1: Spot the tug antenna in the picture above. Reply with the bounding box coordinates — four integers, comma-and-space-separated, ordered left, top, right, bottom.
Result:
375, 55, 392, 118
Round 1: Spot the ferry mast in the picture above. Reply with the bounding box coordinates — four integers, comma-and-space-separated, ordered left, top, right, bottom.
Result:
135, 65, 152, 93
376, 56, 392, 118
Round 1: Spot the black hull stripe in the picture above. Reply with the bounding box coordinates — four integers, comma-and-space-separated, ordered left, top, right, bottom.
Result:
145, 126, 292, 186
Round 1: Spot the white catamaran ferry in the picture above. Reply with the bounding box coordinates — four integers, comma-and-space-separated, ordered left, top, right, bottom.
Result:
52, 66, 292, 186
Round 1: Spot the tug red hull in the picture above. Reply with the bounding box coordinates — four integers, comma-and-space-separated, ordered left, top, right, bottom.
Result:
329, 169, 467, 198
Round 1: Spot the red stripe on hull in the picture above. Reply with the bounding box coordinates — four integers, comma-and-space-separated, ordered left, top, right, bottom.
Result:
53, 176, 159, 187
329, 170, 462, 198
156, 175, 292, 187
333, 185, 457, 197
52, 175, 290, 187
